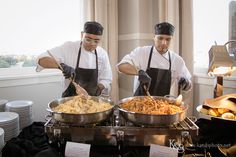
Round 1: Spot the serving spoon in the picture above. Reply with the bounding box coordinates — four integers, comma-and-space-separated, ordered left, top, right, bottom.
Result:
47, 51, 89, 98
130, 59, 160, 108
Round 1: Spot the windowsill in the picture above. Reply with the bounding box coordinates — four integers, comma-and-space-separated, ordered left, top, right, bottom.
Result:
0, 67, 62, 79
0, 67, 63, 87
193, 67, 236, 88
194, 67, 236, 79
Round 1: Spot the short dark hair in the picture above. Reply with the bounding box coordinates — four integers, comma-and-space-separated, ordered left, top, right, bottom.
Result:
84, 21, 104, 35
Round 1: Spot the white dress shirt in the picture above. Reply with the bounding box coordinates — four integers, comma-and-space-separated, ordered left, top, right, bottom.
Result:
117, 45, 191, 92
36, 41, 112, 92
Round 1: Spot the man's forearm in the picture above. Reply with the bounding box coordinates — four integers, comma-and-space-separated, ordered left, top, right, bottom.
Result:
118, 63, 139, 75
38, 57, 60, 69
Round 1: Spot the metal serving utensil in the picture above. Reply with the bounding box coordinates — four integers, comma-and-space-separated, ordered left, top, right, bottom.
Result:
47, 51, 89, 98
164, 94, 183, 106
130, 59, 159, 108
130, 59, 151, 95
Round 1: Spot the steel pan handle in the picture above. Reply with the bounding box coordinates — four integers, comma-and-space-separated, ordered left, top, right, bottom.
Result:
46, 108, 53, 112
44, 116, 52, 125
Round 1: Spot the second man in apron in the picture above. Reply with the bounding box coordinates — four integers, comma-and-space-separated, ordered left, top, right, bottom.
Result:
117, 22, 191, 96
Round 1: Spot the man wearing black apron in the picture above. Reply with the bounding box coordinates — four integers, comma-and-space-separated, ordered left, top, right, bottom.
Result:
36, 21, 112, 97
61, 43, 99, 97
117, 22, 192, 96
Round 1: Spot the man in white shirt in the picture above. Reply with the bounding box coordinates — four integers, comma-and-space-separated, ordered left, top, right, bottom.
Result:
117, 22, 191, 96
36, 21, 112, 97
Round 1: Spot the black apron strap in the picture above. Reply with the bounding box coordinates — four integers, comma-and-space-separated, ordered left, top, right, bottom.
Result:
75, 43, 98, 70
75, 42, 82, 69
147, 46, 171, 69
168, 51, 171, 70
147, 46, 154, 69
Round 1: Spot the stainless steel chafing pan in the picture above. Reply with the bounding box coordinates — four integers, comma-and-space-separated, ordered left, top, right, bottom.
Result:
47, 96, 114, 125
117, 96, 188, 126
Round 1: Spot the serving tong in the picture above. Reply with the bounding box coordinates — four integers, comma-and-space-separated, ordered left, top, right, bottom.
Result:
47, 51, 89, 98
130, 60, 160, 108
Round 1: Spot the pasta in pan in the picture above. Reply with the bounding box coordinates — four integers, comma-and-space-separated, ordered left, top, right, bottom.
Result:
53, 96, 112, 114
121, 97, 183, 115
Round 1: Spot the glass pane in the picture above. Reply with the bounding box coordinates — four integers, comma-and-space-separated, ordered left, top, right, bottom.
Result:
193, 0, 236, 70
0, 0, 83, 69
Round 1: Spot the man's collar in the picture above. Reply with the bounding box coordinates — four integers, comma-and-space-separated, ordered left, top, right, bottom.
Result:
81, 43, 96, 53
154, 46, 168, 56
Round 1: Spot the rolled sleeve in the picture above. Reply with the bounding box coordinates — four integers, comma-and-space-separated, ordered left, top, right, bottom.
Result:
116, 59, 133, 73
35, 52, 50, 72
116, 49, 142, 73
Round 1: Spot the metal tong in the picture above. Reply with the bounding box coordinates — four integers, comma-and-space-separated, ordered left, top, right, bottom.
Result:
130, 60, 159, 108
130, 60, 151, 96
47, 51, 89, 98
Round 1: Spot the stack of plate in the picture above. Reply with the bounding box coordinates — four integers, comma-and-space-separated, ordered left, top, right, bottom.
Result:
0, 112, 19, 142
5, 100, 33, 130
0, 128, 4, 151
0, 99, 8, 112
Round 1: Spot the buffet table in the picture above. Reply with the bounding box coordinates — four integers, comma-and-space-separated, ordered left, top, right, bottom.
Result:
2, 95, 236, 157
2, 117, 236, 157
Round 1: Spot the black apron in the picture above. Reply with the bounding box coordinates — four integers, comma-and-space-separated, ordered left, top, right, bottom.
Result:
62, 44, 98, 97
134, 46, 172, 96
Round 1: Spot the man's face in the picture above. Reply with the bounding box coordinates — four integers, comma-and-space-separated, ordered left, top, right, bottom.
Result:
81, 32, 102, 51
154, 35, 172, 54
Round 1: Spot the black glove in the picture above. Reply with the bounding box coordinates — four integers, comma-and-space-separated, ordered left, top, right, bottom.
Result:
95, 86, 102, 96
178, 77, 191, 91
60, 63, 75, 79
88, 85, 104, 96
95, 84, 105, 96
138, 70, 151, 90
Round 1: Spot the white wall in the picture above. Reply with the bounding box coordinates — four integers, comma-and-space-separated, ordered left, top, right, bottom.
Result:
0, 69, 63, 122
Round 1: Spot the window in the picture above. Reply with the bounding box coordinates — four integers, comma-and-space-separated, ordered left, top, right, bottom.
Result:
193, 0, 236, 72
0, 0, 84, 70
